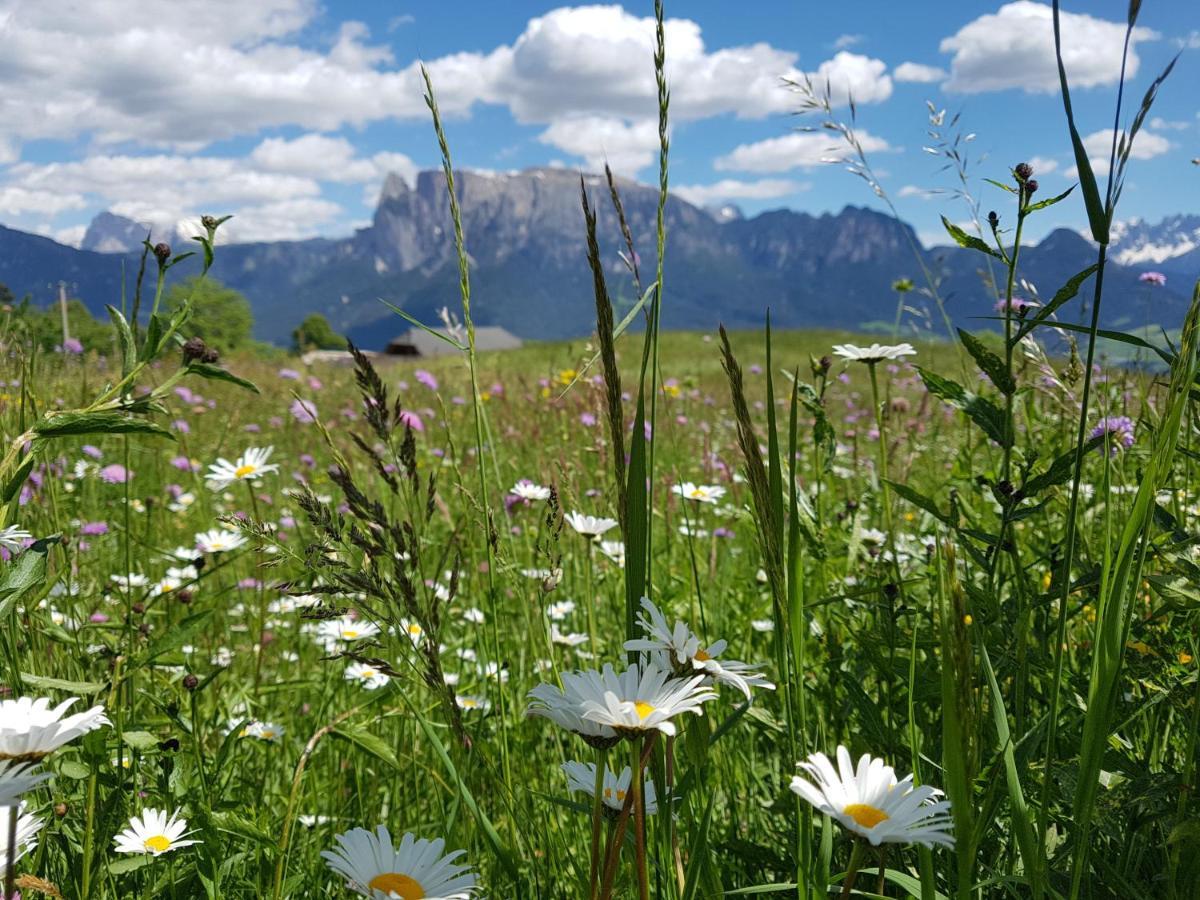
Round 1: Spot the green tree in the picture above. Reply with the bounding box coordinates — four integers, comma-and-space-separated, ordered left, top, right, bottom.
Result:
292, 312, 344, 352
166, 277, 254, 352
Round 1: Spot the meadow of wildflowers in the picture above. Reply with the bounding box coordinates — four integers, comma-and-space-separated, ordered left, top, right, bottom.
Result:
0, 2, 1197, 898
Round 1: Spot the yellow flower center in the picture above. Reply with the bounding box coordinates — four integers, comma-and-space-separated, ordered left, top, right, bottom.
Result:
360, 669, 376, 679
634, 701, 656, 721
407, 624, 422, 635
844, 803, 889, 829
460, 698, 478, 708
602, 787, 627, 804
234, 464, 256, 478
694, 649, 711, 662
144, 834, 171, 853
368, 873, 424, 899
690, 488, 705, 498
343, 630, 359, 639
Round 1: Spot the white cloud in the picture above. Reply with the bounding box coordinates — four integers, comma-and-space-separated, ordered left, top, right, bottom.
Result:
0, 186, 87, 217
714, 130, 892, 174
537, 117, 660, 177
1149, 117, 1191, 132
1026, 155, 1059, 175
249, 134, 418, 186
674, 178, 807, 206
897, 184, 936, 199
52, 224, 88, 248
809, 52, 893, 106
940, 1, 1158, 94
833, 34, 864, 50
1079, 128, 1171, 175
893, 62, 947, 84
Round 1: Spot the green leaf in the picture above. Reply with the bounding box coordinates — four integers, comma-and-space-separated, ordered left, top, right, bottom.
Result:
885, 480, 949, 524
140, 312, 167, 362
1025, 184, 1075, 212
33, 412, 175, 440
18, 673, 106, 695
138, 610, 214, 664
1052, 0, 1108, 243
957, 328, 1014, 395
0, 535, 60, 619
109, 855, 155, 875
122, 731, 159, 750
984, 178, 1017, 194
192, 234, 215, 273
1013, 263, 1099, 344
106, 305, 136, 378
1024, 439, 1102, 496
918, 367, 1011, 448
331, 725, 403, 771
186, 362, 260, 394
2, 454, 38, 504
941, 215, 1001, 259
376, 298, 467, 352
58, 760, 91, 780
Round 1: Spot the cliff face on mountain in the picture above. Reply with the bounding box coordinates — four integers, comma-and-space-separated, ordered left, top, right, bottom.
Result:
2, 167, 1193, 348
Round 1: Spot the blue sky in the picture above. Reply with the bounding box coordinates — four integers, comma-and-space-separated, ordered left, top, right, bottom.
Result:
0, 0, 1195, 249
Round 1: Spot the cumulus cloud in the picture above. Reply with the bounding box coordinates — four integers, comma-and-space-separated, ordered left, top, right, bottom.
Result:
940, 1, 1158, 94
893, 62, 947, 84
833, 34, 864, 50
1026, 155, 1059, 175
1078, 128, 1171, 175
809, 52, 893, 106
714, 130, 892, 174
537, 117, 661, 177
674, 178, 807, 206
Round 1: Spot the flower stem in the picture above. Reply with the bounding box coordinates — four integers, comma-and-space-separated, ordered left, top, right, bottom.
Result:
589, 749, 607, 900
632, 736, 650, 900
840, 838, 868, 898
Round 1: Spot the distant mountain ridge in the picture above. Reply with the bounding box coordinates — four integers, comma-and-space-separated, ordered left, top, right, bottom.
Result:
2, 167, 1195, 349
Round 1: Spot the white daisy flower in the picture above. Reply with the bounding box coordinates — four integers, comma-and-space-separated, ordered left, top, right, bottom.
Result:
240, 720, 285, 742
0, 802, 42, 870
510, 480, 551, 502
0, 761, 50, 806
671, 482, 726, 504
345, 663, 390, 691
832, 342, 917, 363
460, 607, 485, 624
167, 491, 196, 513
399, 619, 424, 646
789, 746, 954, 848
205, 446, 279, 492
455, 695, 491, 712
575, 662, 717, 738
564, 511, 619, 539
598, 540, 626, 567
195, 528, 246, 554
562, 760, 658, 816
0, 697, 109, 762
551, 626, 589, 647
624, 598, 775, 699
0, 525, 32, 553
113, 807, 199, 856
751, 619, 774, 632
546, 600, 576, 621
527, 672, 620, 749
322, 825, 478, 899
317, 617, 381, 645
110, 573, 147, 590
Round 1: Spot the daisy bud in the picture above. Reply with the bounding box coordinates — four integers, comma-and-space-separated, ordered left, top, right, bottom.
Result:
202, 347, 220, 364
987, 210, 999, 228
1025, 179, 1039, 196
200, 215, 217, 230
183, 674, 199, 692
153, 242, 171, 266
55, 802, 69, 817
1015, 162, 1033, 181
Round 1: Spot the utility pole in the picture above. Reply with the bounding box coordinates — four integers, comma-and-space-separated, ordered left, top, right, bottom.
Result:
58, 281, 70, 345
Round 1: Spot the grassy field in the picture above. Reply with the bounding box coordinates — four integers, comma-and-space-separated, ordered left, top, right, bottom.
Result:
0, 3, 1197, 898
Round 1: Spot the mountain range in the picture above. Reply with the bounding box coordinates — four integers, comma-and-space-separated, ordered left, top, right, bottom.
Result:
2, 167, 1195, 350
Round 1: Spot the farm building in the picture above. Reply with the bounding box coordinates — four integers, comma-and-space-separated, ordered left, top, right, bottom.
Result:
385, 326, 523, 358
